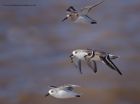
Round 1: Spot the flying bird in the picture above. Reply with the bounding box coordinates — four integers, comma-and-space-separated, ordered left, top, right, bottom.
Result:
62, 1, 104, 24
45, 84, 81, 99
70, 49, 122, 75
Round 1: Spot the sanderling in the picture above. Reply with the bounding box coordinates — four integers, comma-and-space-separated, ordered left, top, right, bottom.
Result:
45, 84, 81, 99
70, 49, 122, 75
62, 1, 104, 24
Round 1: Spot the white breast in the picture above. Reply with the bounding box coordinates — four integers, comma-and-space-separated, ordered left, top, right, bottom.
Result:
75, 52, 87, 60
53, 90, 77, 99
74, 16, 88, 23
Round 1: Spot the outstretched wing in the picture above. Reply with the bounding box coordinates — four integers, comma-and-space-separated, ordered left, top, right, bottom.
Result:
63, 85, 80, 91
66, 6, 78, 13
77, 60, 82, 74
65, 86, 74, 91
83, 15, 97, 24
69, 54, 81, 73
81, 1, 104, 15
100, 55, 122, 75
48, 85, 57, 88
109, 54, 119, 60
87, 60, 97, 73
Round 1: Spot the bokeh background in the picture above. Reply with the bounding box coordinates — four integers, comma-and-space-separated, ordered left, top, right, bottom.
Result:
0, 0, 140, 104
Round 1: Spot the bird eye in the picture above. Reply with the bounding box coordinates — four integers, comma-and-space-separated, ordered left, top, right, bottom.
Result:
51, 90, 54, 93
75, 51, 77, 54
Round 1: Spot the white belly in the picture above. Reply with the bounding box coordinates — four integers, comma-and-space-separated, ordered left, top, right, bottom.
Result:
53, 90, 78, 99
75, 52, 87, 60
74, 16, 89, 24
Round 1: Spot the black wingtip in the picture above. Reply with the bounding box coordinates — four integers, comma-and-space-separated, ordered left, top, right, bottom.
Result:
87, 61, 97, 73
100, 56, 122, 75
118, 71, 123, 75
94, 70, 97, 73
116, 69, 122, 75
75, 95, 80, 97
107, 55, 123, 75
78, 60, 83, 74
62, 17, 68, 22
91, 21, 97, 24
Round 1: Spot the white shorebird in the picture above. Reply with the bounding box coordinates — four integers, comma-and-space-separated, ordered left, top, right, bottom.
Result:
62, 1, 104, 24
45, 84, 81, 99
70, 49, 122, 75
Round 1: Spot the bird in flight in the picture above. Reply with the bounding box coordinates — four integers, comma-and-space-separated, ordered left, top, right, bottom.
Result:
45, 84, 81, 99
62, 1, 104, 24
70, 49, 122, 75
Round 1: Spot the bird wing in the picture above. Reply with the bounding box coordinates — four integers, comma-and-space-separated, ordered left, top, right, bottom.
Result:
48, 85, 57, 88
87, 60, 97, 73
62, 84, 80, 91
83, 15, 97, 23
80, 1, 104, 15
109, 54, 119, 60
69, 55, 80, 72
64, 86, 74, 91
77, 59, 82, 74
66, 6, 78, 13
100, 55, 122, 75
95, 50, 119, 60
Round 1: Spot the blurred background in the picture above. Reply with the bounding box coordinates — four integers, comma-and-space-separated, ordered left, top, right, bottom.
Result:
0, 0, 140, 104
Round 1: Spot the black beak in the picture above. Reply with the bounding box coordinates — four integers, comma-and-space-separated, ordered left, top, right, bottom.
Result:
45, 93, 50, 97
69, 54, 73, 57
69, 54, 74, 63
62, 17, 68, 22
